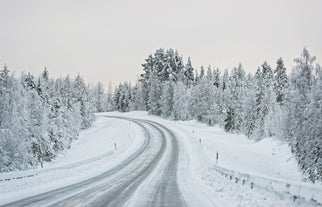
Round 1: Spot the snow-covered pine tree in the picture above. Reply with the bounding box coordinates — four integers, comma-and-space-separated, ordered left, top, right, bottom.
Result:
112, 82, 132, 112
106, 82, 114, 111
219, 69, 229, 127
199, 66, 205, 80
274, 57, 288, 104
263, 58, 288, 138
303, 64, 322, 182
286, 47, 318, 182
194, 70, 199, 85
190, 67, 216, 124
148, 69, 161, 115
160, 75, 174, 118
241, 73, 257, 137
184, 57, 194, 86
253, 61, 274, 139
73, 75, 95, 129
211, 68, 222, 123
222, 64, 246, 132
129, 82, 144, 111
172, 81, 190, 120
93, 82, 106, 112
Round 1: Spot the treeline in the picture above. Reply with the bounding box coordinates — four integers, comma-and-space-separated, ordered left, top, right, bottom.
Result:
0, 67, 96, 172
105, 48, 322, 183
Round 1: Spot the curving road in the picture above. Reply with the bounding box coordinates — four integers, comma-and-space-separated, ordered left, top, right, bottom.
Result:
2, 117, 187, 207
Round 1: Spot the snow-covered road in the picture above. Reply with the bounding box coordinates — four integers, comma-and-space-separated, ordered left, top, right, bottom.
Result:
2, 117, 186, 206
1, 112, 321, 207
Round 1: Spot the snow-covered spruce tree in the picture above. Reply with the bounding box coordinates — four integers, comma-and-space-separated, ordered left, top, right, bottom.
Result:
274, 57, 288, 105
212, 68, 221, 88
225, 63, 246, 132
148, 69, 161, 115
112, 82, 132, 112
189, 66, 216, 124
37, 67, 51, 105
172, 81, 190, 120
241, 73, 257, 138
263, 58, 289, 138
47, 78, 66, 152
121, 82, 132, 112
211, 68, 222, 124
206, 66, 219, 125
129, 82, 144, 111
285, 47, 319, 182
194, 70, 199, 85
105, 83, 114, 112
160, 75, 174, 118
252, 61, 274, 139
140, 54, 154, 110
302, 64, 322, 183
93, 82, 106, 112
183, 57, 194, 86
199, 66, 205, 80
219, 69, 229, 127
303, 64, 322, 182
171, 50, 185, 82
112, 83, 122, 111
73, 75, 95, 129
220, 64, 247, 132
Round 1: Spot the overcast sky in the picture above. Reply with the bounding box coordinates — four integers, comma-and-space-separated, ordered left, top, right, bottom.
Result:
1, 0, 321, 86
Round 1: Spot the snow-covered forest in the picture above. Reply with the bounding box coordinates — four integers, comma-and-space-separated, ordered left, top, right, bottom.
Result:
0, 68, 96, 172
108, 47, 322, 183
1, 47, 321, 184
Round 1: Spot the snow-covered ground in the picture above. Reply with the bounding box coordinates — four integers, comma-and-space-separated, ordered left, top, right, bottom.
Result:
0, 116, 145, 205
105, 111, 322, 206
1, 111, 321, 206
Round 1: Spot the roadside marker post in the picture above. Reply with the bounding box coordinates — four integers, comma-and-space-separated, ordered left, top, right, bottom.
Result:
216, 152, 219, 164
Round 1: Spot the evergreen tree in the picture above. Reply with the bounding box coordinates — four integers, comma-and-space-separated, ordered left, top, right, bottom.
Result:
172, 82, 190, 120
106, 83, 114, 111
148, 69, 161, 115
160, 77, 174, 118
285, 47, 317, 182
184, 57, 194, 86
242, 74, 257, 137
93, 82, 105, 112
253, 62, 274, 139
223, 64, 246, 132
199, 66, 205, 80
274, 58, 288, 104
303, 64, 322, 182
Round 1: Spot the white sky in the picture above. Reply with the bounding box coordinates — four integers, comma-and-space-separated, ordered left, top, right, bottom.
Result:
0, 0, 321, 86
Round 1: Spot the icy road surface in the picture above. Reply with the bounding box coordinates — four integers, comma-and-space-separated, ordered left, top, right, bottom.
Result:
1, 112, 321, 207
